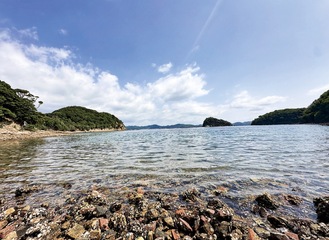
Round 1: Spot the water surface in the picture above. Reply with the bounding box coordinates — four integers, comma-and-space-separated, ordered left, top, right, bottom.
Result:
1, 125, 328, 217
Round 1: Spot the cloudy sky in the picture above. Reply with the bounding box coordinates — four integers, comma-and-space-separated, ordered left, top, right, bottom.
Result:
0, 0, 328, 125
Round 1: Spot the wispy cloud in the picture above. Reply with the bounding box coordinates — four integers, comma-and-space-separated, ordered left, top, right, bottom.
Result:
158, 62, 173, 73
308, 84, 329, 96
16, 27, 39, 40
187, 0, 223, 59
58, 28, 68, 36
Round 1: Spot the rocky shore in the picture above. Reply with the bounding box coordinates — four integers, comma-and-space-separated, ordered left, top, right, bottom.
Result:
0, 184, 328, 240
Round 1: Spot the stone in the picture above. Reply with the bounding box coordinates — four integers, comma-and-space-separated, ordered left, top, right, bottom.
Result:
314, 196, 329, 223
0, 224, 15, 239
3, 231, 17, 240
269, 232, 290, 240
248, 228, 261, 240
99, 218, 109, 231
0, 220, 8, 230
286, 231, 299, 240
163, 216, 175, 227
90, 228, 101, 240
67, 223, 85, 239
171, 229, 180, 240
255, 193, 279, 210
182, 188, 200, 202
215, 206, 234, 222
284, 195, 302, 206
4, 208, 15, 218
178, 218, 193, 232
267, 215, 288, 228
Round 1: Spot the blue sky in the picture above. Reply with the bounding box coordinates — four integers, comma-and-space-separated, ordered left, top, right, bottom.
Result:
0, 0, 329, 125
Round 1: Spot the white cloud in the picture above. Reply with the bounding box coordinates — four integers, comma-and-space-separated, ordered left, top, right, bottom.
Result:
0, 29, 215, 125
148, 65, 208, 102
229, 90, 286, 110
157, 62, 173, 73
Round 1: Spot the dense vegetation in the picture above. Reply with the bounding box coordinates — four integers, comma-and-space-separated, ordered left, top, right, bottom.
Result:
251, 108, 306, 125
202, 117, 232, 127
0, 80, 125, 131
48, 106, 125, 131
252, 89, 329, 125
303, 90, 329, 123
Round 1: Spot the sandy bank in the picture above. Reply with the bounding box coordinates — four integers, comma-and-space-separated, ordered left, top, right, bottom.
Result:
0, 123, 121, 141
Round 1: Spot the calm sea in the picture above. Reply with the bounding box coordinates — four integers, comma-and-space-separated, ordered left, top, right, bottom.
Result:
1, 125, 328, 216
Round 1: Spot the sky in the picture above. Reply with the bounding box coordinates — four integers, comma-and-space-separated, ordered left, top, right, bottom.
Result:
0, 0, 329, 126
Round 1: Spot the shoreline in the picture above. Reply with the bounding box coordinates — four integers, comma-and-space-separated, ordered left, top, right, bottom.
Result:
0, 123, 123, 142
0, 184, 328, 239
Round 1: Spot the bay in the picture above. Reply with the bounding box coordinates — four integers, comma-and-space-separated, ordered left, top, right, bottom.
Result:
1, 125, 328, 216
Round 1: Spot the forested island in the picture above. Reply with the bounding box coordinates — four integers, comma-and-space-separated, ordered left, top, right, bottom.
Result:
252, 90, 329, 125
0, 80, 125, 132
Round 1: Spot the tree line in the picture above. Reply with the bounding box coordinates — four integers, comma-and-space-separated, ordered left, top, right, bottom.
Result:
0, 80, 125, 131
251, 90, 329, 125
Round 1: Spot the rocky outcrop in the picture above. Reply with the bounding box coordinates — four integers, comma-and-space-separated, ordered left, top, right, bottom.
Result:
202, 117, 232, 127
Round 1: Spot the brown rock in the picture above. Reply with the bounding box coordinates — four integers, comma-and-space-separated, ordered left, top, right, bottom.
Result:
99, 218, 109, 231
171, 229, 180, 240
3, 231, 17, 240
67, 223, 85, 239
163, 216, 175, 228
215, 206, 234, 222
284, 195, 302, 206
4, 208, 15, 218
0, 224, 15, 239
286, 231, 299, 240
0, 220, 8, 230
178, 218, 193, 232
267, 215, 288, 228
255, 193, 279, 210
248, 228, 261, 240
90, 228, 101, 240
269, 232, 289, 240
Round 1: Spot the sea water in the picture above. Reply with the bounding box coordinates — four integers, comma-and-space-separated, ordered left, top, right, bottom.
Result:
1, 125, 328, 210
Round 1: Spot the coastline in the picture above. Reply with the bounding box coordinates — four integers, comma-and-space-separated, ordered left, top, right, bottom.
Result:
0, 123, 123, 141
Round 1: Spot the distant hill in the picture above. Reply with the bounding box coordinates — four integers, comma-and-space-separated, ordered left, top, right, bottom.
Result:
126, 124, 201, 130
49, 106, 125, 131
251, 89, 329, 125
251, 108, 305, 125
0, 80, 125, 131
233, 121, 251, 126
202, 117, 232, 127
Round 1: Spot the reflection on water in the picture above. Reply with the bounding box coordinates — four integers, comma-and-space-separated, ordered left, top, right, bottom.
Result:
0, 125, 329, 204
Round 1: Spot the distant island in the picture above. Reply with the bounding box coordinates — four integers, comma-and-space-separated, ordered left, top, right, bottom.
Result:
251, 89, 329, 125
202, 117, 232, 127
0, 80, 125, 132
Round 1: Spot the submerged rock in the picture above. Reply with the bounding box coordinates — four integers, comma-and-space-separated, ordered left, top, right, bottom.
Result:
255, 193, 280, 210
314, 196, 329, 223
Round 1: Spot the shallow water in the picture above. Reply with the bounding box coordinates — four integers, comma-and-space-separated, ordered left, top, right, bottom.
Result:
1, 125, 329, 217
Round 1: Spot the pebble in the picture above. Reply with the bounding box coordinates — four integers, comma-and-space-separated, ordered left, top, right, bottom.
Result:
0, 186, 328, 239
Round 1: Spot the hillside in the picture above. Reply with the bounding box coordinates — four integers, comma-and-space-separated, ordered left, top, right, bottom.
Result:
251, 108, 305, 125
49, 106, 125, 131
303, 90, 329, 123
251, 89, 329, 125
0, 80, 125, 131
